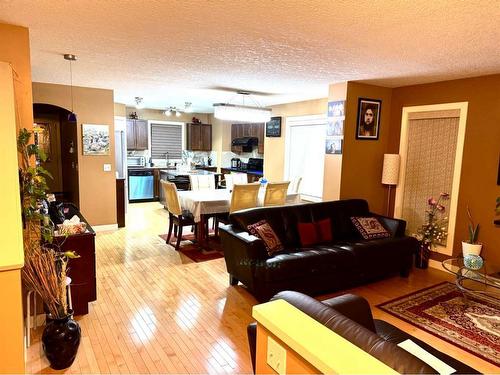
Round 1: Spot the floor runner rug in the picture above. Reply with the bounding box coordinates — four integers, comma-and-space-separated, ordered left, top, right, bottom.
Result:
377, 282, 500, 367
158, 232, 224, 263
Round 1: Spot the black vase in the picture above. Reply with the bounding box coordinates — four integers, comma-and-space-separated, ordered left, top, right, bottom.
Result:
42, 312, 81, 370
415, 243, 430, 269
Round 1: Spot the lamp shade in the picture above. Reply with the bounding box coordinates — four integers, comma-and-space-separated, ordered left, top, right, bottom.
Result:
382, 154, 400, 185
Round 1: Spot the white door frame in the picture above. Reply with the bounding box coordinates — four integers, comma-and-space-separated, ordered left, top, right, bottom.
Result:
394, 102, 468, 256
284, 114, 327, 201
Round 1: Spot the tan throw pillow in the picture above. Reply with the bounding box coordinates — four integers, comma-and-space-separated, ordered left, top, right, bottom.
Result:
247, 220, 284, 256
351, 216, 390, 240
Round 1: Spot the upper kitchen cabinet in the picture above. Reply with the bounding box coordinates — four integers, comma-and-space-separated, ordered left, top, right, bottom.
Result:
186, 123, 212, 151
231, 123, 265, 154
126, 119, 148, 150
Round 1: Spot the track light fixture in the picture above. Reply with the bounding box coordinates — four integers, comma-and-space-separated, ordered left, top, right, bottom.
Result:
134, 97, 144, 109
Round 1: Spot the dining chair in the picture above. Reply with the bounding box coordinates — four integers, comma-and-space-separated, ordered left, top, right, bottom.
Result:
189, 174, 216, 191
225, 172, 248, 190
160, 180, 197, 250
288, 177, 302, 194
230, 183, 261, 213
263, 181, 290, 206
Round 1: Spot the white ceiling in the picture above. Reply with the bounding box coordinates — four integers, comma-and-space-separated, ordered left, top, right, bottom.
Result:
1, 0, 499, 113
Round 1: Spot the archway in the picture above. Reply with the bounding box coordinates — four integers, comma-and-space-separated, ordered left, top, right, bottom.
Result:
33, 103, 79, 207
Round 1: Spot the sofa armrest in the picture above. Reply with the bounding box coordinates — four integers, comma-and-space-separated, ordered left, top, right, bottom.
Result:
219, 224, 269, 260
321, 294, 376, 332
371, 213, 407, 237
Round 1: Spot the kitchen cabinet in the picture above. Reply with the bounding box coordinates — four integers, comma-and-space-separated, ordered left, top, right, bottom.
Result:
231, 123, 265, 154
126, 119, 148, 150
186, 123, 212, 151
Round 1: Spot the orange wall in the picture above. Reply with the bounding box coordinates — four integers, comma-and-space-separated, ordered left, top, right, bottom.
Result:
33, 82, 117, 226
389, 75, 500, 260
340, 82, 393, 214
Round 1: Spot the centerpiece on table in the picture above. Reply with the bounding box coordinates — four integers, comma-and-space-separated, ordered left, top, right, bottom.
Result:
413, 192, 449, 269
18, 128, 81, 370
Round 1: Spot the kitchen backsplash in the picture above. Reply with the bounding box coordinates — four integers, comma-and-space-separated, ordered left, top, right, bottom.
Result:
221, 150, 263, 168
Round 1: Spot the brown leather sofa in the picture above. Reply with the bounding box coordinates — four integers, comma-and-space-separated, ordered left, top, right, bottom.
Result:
220, 199, 417, 301
247, 291, 478, 374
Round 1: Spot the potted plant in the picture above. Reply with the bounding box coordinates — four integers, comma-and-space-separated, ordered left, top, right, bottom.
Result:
18, 128, 81, 370
462, 206, 482, 256
414, 193, 449, 269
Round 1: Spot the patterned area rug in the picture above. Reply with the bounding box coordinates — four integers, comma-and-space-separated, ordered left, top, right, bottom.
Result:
158, 232, 224, 263
377, 282, 500, 367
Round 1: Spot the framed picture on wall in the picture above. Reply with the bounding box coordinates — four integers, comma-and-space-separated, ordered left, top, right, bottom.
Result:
356, 98, 381, 140
266, 116, 282, 137
82, 124, 110, 155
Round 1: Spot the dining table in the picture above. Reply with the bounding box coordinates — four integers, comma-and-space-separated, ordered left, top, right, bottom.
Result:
177, 187, 301, 245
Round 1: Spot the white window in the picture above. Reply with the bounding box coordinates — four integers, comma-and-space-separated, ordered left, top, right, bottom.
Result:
149, 121, 184, 159
285, 115, 327, 200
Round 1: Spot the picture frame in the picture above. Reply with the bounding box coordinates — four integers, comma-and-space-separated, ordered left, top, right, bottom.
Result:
82, 124, 110, 155
265, 116, 282, 137
356, 98, 381, 140
325, 137, 343, 155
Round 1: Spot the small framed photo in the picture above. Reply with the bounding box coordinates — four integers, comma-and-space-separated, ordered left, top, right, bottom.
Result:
266, 116, 282, 137
325, 137, 343, 155
356, 98, 381, 140
82, 124, 110, 155
328, 100, 345, 117
327, 119, 343, 136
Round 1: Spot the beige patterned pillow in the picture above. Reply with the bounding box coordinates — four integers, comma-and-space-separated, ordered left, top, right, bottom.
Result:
247, 220, 284, 256
351, 217, 390, 240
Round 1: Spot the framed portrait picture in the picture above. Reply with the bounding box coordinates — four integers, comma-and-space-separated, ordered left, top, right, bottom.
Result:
356, 98, 381, 140
266, 116, 282, 137
82, 124, 110, 155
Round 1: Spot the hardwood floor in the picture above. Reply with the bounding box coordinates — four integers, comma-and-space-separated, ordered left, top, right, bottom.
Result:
26, 202, 497, 373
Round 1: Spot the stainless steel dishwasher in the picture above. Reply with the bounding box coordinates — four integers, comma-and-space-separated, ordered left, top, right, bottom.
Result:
128, 169, 154, 202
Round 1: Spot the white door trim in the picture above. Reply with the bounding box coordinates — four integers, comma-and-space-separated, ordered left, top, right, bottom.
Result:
394, 102, 468, 256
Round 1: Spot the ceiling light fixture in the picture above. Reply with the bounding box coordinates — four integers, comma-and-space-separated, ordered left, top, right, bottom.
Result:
135, 97, 144, 109
164, 106, 182, 117
64, 53, 77, 122
184, 102, 193, 113
213, 91, 271, 122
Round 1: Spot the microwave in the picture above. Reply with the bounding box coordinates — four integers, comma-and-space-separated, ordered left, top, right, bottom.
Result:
127, 156, 146, 167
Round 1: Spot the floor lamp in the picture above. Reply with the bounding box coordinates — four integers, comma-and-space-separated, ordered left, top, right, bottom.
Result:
382, 154, 400, 217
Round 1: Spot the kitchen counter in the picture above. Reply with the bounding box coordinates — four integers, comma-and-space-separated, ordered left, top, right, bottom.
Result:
222, 167, 263, 176
161, 169, 220, 177
127, 166, 176, 171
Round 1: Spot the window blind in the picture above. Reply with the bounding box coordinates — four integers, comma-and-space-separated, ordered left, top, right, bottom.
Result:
151, 123, 182, 159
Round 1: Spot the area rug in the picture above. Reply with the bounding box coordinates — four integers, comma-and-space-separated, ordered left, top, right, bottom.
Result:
158, 232, 224, 263
377, 282, 500, 367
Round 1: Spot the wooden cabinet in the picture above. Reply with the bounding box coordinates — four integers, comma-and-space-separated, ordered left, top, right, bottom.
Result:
231, 123, 265, 154
186, 123, 212, 151
126, 119, 148, 150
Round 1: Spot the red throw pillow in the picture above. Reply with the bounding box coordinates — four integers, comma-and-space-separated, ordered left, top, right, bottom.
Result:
297, 222, 318, 247
351, 216, 390, 240
316, 218, 333, 242
247, 220, 284, 256
298, 218, 333, 247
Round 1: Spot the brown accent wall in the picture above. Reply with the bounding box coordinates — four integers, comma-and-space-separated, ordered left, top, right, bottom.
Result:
390, 75, 500, 261
340, 82, 393, 214
0, 23, 33, 133
33, 82, 117, 226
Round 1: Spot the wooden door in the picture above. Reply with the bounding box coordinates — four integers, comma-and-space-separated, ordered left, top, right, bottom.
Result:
257, 123, 265, 154
135, 120, 149, 150
187, 123, 201, 150
201, 124, 212, 151
60, 118, 80, 207
126, 119, 136, 149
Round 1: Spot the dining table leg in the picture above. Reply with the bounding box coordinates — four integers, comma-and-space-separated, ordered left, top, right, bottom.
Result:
197, 213, 207, 248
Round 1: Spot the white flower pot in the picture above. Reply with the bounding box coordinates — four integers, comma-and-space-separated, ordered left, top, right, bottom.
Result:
462, 241, 482, 256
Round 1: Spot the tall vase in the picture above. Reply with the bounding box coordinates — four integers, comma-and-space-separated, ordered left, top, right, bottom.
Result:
42, 311, 81, 370
415, 242, 430, 269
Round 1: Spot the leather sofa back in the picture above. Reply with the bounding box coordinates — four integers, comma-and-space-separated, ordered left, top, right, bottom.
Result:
229, 199, 370, 248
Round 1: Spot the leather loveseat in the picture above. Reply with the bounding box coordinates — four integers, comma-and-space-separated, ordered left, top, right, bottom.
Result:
247, 291, 478, 374
220, 199, 417, 301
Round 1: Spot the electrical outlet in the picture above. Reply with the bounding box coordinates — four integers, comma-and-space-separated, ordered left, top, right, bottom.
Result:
267, 336, 286, 374
103, 164, 112, 172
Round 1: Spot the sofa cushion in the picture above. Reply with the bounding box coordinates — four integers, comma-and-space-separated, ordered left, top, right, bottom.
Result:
297, 218, 333, 247
247, 220, 284, 255
351, 216, 391, 240
256, 245, 357, 283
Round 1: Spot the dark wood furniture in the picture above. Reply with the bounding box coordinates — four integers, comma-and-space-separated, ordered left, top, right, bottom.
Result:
186, 123, 212, 151
126, 119, 148, 150
116, 178, 125, 227
231, 123, 265, 154
54, 204, 96, 315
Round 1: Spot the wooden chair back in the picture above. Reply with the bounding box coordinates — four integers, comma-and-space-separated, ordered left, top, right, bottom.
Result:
189, 174, 216, 191
230, 183, 260, 213
160, 180, 182, 216
264, 182, 290, 206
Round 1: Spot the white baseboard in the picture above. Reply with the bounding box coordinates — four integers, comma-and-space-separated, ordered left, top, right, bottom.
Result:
93, 224, 118, 232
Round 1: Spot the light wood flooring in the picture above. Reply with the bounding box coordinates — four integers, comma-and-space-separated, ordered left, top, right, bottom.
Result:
26, 202, 498, 373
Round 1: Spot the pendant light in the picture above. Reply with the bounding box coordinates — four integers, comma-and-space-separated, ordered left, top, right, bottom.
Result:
213, 91, 271, 122
64, 53, 78, 122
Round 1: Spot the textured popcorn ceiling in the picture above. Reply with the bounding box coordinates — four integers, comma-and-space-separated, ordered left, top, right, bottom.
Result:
1, 0, 499, 112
